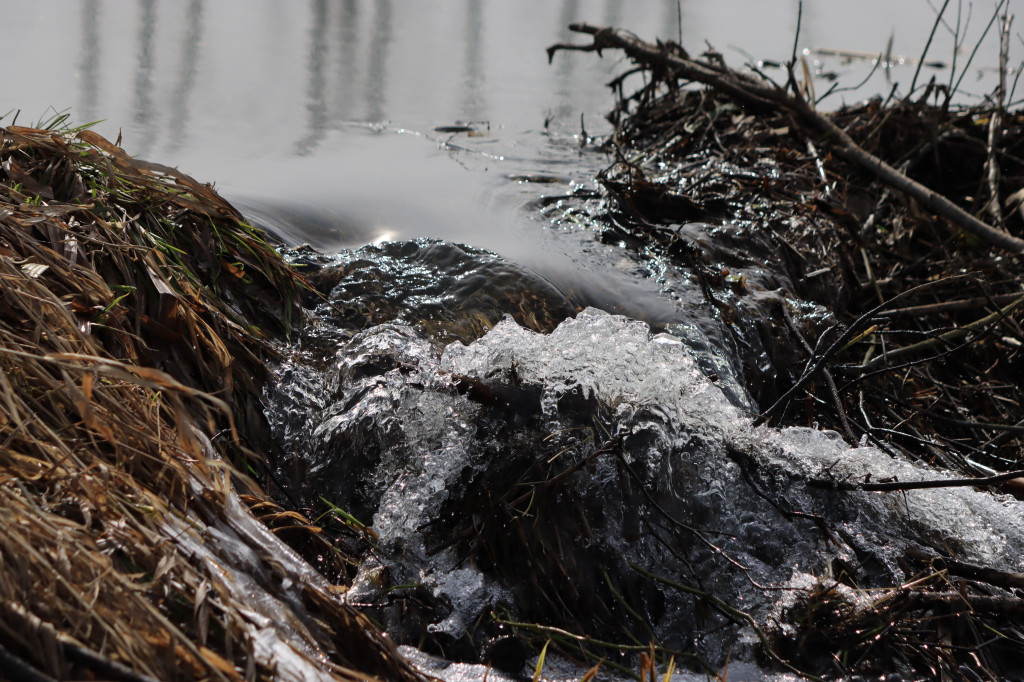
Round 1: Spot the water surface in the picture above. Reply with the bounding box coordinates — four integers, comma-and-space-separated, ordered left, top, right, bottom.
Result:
5, 1, 1005, 260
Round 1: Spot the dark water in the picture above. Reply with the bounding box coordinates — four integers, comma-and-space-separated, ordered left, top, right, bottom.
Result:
6, 2, 1019, 679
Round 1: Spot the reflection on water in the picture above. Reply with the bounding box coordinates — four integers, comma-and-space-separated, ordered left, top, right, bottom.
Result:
296, 0, 329, 156
132, 0, 157, 157
460, 0, 485, 121
364, 0, 393, 123
78, 0, 101, 122
8, 0, 992, 170
165, 0, 204, 153
335, 0, 360, 121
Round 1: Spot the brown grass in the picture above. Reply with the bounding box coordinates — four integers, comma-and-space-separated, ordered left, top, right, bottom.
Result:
0, 123, 425, 681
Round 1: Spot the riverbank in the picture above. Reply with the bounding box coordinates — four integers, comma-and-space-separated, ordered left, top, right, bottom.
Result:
0, 122, 424, 681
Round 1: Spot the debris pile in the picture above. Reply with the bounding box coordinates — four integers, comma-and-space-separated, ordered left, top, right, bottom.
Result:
543, 20, 1024, 680
550, 22, 1024, 488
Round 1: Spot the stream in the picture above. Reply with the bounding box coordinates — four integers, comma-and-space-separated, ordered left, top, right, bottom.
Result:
7, 1, 1019, 679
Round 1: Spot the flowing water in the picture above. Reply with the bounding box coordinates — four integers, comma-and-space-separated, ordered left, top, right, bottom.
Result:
6, 1, 1018, 679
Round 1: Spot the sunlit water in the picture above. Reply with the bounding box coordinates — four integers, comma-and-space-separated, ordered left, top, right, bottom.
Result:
6, 1, 1005, 251
5, 1, 1018, 678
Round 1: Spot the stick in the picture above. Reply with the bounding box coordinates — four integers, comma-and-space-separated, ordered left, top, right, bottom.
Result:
906, 548, 1024, 590
865, 291, 1024, 368
829, 467, 1024, 492
780, 302, 855, 441
909, 0, 951, 96
547, 24, 1024, 254
984, 11, 1012, 224
875, 292, 1024, 317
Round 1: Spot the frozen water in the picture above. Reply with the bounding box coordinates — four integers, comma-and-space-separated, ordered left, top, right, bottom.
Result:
268, 306, 1024, 677
446, 307, 1024, 573
442, 308, 743, 439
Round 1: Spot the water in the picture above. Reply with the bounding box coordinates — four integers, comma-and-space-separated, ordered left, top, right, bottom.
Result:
5, 2, 1007, 253
5, 1, 1019, 678
6, 0, 1008, 357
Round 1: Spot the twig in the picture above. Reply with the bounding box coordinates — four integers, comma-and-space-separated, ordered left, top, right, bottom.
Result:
906, 548, 1024, 590
874, 292, 1024, 317
984, 11, 1012, 224
910, 0, 952, 96
949, 0, 1007, 100
902, 591, 1024, 615
754, 277, 968, 426
823, 467, 1024, 492
790, 1, 803, 79
493, 617, 707, 673
815, 52, 884, 106
626, 562, 823, 682
943, 0, 966, 105
865, 291, 1024, 368
780, 303, 855, 441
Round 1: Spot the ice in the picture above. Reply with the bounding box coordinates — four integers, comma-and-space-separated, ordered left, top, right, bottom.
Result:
267, 305, 1024, 678
442, 308, 744, 441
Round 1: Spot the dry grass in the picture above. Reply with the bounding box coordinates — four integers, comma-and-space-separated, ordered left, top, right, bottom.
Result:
0, 122, 425, 681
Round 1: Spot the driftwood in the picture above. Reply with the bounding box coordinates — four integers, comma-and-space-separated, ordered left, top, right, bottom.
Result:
548, 23, 1024, 254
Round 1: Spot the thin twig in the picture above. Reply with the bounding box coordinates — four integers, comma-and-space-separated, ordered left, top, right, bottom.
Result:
984, 11, 1012, 224
910, 0, 952, 96
790, 1, 803, 79
755, 277, 969, 426
822, 467, 1024, 492
865, 291, 1024, 368
949, 0, 1007, 100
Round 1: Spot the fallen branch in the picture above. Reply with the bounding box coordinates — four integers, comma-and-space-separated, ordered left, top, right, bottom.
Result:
815, 467, 1024, 492
548, 23, 1024, 254
906, 548, 1024, 591
901, 591, 1024, 616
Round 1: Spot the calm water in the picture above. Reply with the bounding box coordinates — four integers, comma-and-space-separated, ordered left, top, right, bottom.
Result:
4, 0, 1009, 327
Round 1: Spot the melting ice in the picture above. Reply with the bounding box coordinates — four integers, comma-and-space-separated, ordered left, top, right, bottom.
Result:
267, 306, 1024, 678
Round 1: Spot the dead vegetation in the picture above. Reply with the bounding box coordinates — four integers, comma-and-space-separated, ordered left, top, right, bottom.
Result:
0, 121, 425, 681
549, 19, 1024, 490
546, 13, 1024, 681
